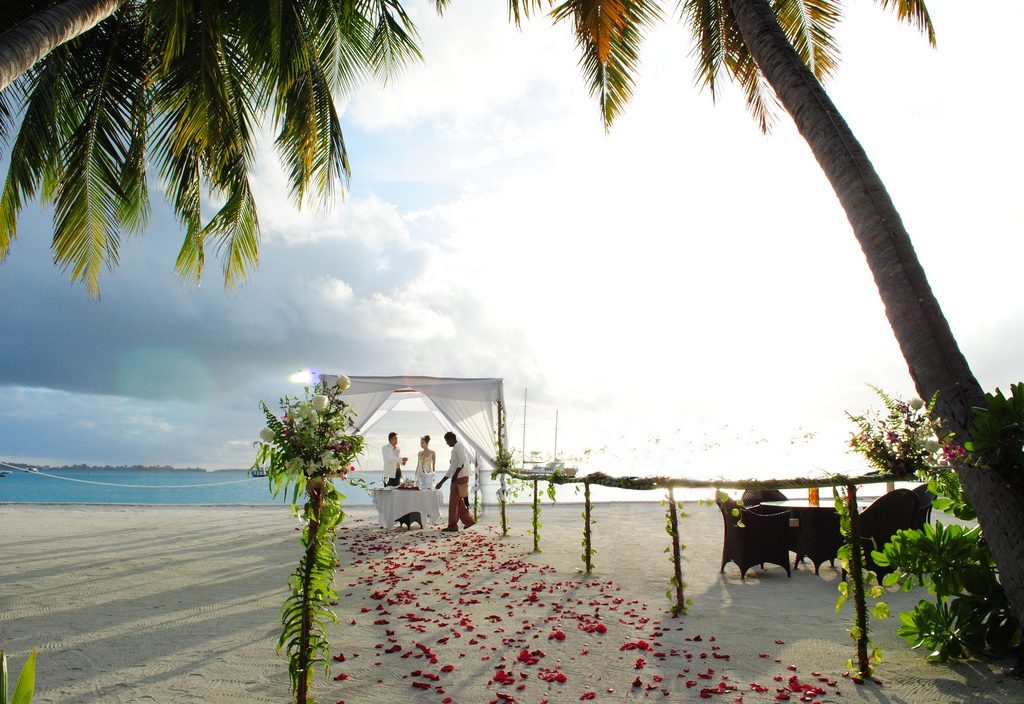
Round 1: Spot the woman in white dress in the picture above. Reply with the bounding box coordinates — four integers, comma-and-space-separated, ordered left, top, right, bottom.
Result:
415, 435, 436, 490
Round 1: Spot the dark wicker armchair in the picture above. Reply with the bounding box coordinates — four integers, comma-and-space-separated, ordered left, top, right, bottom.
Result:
741, 489, 787, 506
846, 488, 918, 581
718, 498, 792, 580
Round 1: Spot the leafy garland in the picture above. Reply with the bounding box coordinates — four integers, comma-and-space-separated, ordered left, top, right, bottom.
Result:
253, 377, 364, 704
528, 476, 560, 553
833, 485, 887, 682
581, 480, 596, 573
492, 446, 516, 537
664, 488, 688, 616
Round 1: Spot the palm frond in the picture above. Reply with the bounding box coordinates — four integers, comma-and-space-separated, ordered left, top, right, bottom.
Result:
167, 145, 204, 284
49, 8, 148, 297
722, 19, 779, 133
0, 74, 22, 145
552, 0, 661, 130
0, 57, 70, 259
678, 0, 727, 101
365, 0, 423, 83
313, 0, 373, 98
772, 0, 842, 81
507, 0, 549, 26
271, 4, 349, 208
150, 0, 263, 289
875, 0, 935, 46
202, 172, 259, 290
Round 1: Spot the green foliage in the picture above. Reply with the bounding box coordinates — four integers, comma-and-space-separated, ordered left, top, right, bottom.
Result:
875, 413, 1021, 664
253, 378, 363, 703
876, 511, 1020, 661
964, 382, 1024, 483
1, 649, 36, 704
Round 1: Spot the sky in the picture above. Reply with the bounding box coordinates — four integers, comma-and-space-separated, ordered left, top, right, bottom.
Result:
1, 0, 1022, 483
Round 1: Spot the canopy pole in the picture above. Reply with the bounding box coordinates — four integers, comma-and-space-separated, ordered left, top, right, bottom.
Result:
497, 398, 509, 536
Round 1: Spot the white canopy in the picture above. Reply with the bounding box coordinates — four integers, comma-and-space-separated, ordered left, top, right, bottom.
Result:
319, 375, 506, 476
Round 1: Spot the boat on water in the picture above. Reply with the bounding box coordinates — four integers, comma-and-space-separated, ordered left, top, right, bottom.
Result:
524, 460, 577, 477
519, 400, 578, 477
249, 468, 269, 478
0, 471, 10, 478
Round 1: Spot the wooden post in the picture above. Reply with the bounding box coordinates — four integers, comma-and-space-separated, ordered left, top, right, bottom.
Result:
296, 483, 323, 704
497, 399, 509, 536
583, 479, 593, 574
667, 487, 686, 616
532, 479, 541, 553
846, 483, 870, 680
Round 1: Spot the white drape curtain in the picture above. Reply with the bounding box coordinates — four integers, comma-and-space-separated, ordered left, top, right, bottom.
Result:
319, 375, 503, 469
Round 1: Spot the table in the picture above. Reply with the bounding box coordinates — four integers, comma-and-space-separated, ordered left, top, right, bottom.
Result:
371, 488, 444, 528
761, 499, 843, 574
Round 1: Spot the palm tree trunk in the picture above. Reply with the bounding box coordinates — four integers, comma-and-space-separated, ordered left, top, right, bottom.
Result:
0, 0, 123, 91
728, 0, 1024, 629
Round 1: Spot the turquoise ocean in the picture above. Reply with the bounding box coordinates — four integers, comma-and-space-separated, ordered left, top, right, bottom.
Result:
0, 467, 690, 505
0, 468, 373, 505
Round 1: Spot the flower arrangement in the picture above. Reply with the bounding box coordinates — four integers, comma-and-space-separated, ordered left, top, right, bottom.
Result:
255, 375, 362, 491
252, 374, 364, 704
846, 385, 960, 479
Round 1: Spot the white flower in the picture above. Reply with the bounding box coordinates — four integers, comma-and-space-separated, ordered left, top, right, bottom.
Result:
312, 394, 329, 411
305, 408, 318, 424
910, 398, 925, 410
335, 374, 351, 391
259, 427, 276, 443
305, 463, 317, 477
924, 437, 940, 453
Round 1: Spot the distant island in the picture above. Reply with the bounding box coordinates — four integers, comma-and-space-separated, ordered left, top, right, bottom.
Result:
0, 461, 245, 473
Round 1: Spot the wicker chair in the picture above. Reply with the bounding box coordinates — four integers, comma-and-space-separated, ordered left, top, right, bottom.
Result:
718, 498, 792, 579
793, 507, 843, 574
741, 489, 787, 506
910, 483, 935, 529
846, 489, 918, 581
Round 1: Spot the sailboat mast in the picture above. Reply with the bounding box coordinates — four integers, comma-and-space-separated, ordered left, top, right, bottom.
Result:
553, 410, 559, 461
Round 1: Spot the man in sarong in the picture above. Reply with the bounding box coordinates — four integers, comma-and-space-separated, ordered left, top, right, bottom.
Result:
436, 431, 475, 532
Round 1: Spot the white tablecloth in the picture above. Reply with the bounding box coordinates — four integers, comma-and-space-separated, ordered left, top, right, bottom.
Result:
371, 489, 444, 527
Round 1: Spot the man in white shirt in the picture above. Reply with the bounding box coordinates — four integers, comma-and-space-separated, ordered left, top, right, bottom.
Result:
436, 431, 475, 531
381, 432, 406, 487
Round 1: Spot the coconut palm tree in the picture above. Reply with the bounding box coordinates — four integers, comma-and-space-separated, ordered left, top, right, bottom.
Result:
0, 0, 421, 297
475, 0, 1024, 628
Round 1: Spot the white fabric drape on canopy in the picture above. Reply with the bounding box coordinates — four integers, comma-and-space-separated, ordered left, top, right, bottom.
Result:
319, 375, 505, 472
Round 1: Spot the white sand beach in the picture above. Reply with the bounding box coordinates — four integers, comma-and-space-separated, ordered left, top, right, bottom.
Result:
1, 502, 1021, 704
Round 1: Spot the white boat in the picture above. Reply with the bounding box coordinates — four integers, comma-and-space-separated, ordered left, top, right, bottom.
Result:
525, 460, 577, 477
